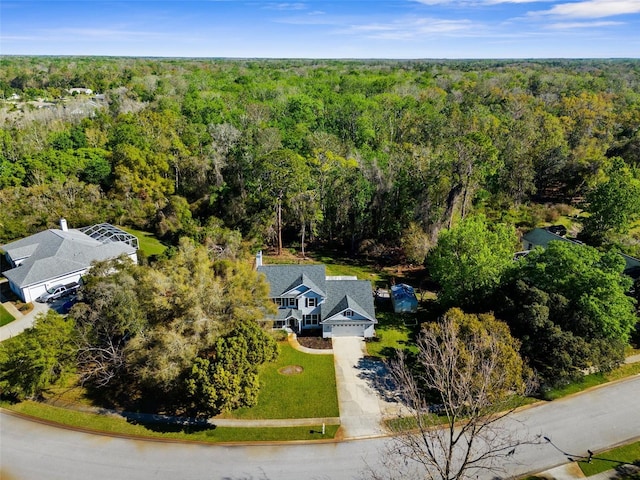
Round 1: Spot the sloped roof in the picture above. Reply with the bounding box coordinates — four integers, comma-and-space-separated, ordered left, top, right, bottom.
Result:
391, 283, 417, 301
621, 253, 640, 279
257, 264, 327, 298
275, 308, 303, 321
322, 279, 376, 323
2, 227, 136, 288
522, 228, 576, 248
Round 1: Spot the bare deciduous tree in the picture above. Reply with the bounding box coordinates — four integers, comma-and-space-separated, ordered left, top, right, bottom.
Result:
369, 308, 536, 480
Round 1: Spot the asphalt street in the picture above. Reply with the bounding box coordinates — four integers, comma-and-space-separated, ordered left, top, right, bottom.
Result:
2, 375, 640, 480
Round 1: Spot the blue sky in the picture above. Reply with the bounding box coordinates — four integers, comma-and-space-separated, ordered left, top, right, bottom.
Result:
1, 0, 639, 58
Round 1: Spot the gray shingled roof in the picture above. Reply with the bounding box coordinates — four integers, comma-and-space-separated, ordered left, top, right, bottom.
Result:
275, 308, 303, 321
322, 279, 376, 323
2, 228, 136, 288
257, 264, 326, 298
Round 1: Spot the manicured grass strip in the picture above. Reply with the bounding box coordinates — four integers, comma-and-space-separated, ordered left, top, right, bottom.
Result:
223, 342, 339, 419
2, 401, 338, 443
579, 440, 640, 477
542, 362, 640, 400
386, 396, 537, 432
119, 227, 167, 257
0, 303, 15, 327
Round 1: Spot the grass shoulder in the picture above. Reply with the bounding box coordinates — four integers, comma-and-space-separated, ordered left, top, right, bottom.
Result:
541, 362, 640, 401
578, 440, 640, 477
1, 401, 338, 443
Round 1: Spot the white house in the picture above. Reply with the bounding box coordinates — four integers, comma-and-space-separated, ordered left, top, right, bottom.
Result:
256, 254, 377, 338
1, 220, 138, 302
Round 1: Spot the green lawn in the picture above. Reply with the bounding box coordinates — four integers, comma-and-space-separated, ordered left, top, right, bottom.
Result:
221, 341, 339, 419
1, 338, 339, 443
579, 440, 640, 477
307, 250, 387, 285
366, 311, 417, 360
0, 303, 15, 327
120, 227, 167, 257
1, 401, 338, 443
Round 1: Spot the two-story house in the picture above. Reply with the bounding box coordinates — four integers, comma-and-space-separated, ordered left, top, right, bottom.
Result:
256, 253, 377, 338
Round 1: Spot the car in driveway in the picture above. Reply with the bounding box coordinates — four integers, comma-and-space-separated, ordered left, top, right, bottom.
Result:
36, 282, 80, 303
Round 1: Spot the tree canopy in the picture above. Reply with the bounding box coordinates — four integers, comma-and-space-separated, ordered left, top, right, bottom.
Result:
1, 58, 639, 256
492, 241, 636, 386
428, 215, 517, 307
580, 157, 640, 245
70, 239, 277, 415
377, 308, 533, 480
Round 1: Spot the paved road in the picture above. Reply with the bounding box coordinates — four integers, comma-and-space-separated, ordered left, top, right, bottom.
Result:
3, 375, 640, 480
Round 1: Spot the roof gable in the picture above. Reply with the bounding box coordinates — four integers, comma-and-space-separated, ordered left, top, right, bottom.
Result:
257, 264, 327, 298
322, 279, 376, 323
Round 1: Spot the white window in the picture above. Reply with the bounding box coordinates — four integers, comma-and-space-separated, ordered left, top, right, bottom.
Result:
274, 298, 283, 307
288, 298, 297, 307
305, 297, 318, 308
344, 310, 353, 317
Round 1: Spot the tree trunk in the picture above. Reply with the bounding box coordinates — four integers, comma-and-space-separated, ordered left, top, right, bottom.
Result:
277, 195, 283, 256
442, 184, 463, 230
301, 221, 306, 258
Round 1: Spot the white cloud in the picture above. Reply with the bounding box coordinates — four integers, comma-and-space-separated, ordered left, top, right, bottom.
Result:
342, 17, 475, 40
535, 0, 640, 18
546, 20, 624, 28
264, 2, 307, 10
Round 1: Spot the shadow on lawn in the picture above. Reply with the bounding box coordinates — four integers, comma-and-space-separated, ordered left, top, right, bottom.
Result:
123, 411, 216, 433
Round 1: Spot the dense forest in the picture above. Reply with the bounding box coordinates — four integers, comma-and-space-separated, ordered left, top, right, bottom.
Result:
1, 57, 639, 258
1, 57, 639, 406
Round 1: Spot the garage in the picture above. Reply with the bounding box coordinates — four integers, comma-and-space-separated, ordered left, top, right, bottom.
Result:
331, 324, 365, 337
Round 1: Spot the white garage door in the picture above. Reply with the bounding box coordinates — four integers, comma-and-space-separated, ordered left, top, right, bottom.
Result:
331, 324, 365, 337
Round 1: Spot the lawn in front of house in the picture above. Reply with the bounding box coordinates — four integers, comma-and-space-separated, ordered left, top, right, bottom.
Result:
220, 341, 339, 420
0, 303, 14, 327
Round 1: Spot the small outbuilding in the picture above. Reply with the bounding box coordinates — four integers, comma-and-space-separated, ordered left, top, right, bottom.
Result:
390, 283, 418, 313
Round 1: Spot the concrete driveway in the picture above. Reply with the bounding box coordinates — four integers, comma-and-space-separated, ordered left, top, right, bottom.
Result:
0, 299, 50, 341
332, 336, 404, 438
